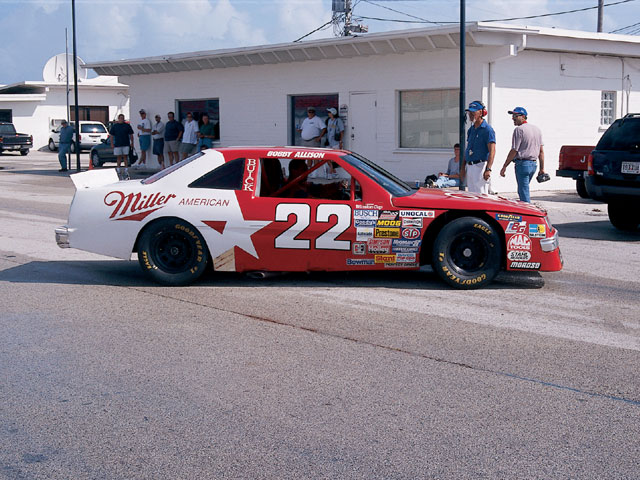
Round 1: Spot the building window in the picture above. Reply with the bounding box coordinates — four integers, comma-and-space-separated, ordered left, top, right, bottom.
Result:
0, 109, 13, 123
601, 91, 616, 126
177, 99, 220, 140
290, 94, 338, 146
399, 89, 459, 149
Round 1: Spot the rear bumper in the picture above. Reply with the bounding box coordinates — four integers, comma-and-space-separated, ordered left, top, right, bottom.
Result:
55, 225, 70, 248
556, 169, 585, 180
585, 176, 640, 202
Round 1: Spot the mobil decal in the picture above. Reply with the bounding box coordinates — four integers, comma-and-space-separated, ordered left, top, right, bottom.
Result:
507, 250, 531, 261
104, 191, 176, 221
375, 254, 396, 264
374, 227, 400, 239
243, 158, 258, 192
507, 234, 531, 251
399, 210, 434, 218
402, 217, 423, 228
401, 228, 421, 240
529, 224, 546, 238
352, 242, 367, 255
505, 221, 527, 234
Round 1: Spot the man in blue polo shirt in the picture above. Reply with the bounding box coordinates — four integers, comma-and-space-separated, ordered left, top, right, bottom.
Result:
464, 100, 496, 194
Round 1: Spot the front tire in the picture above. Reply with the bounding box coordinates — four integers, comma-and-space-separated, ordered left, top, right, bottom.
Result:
91, 151, 102, 168
48, 139, 57, 151
608, 203, 640, 232
137, 218, 209, 285
432, 217, 502, 289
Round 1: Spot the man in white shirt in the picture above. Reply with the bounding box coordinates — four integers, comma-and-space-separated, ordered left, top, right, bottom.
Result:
152, 114, 165, 169
180, 112, 199, 160
297, 107, 326, 147
135, 109, 152, 168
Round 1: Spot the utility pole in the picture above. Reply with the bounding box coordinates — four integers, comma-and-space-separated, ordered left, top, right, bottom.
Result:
458, 0, 466, 190
344, 0, 352, 36
72, 0, 81, 171
597, 0, 604, 32
332, 0, 367, 36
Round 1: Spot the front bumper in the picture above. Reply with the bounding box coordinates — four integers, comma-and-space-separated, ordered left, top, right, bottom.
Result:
55, 225, 70, 248
540, 229, 559, 252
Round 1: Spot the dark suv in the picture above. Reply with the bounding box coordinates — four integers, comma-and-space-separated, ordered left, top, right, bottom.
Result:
586, 113, 640, 231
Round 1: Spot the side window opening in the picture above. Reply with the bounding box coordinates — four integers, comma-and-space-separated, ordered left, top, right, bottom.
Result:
189, 157, 245, 190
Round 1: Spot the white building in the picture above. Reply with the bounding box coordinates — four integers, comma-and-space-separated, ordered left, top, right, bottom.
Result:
0, 55, 129, 150
86, 23, 640, 192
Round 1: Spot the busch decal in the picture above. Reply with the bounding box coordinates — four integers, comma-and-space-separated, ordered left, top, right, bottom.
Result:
104, 191, 176, 221
507, 234, 531, 251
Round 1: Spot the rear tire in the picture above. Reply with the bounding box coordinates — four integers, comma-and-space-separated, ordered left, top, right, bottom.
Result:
432, 217, 502, 289
91, 151, 103, 168
20, 149, 28, 156
576, 177, 589, 199
48, 139, 57, 151
137, 218, 209, 285
608, 203, 640, 232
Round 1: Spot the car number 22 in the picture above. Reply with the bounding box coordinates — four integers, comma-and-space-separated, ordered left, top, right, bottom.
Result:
274, 203, 351, 250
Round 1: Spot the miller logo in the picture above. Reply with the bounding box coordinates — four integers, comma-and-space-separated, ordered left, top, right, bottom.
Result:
104, 191, 176, 221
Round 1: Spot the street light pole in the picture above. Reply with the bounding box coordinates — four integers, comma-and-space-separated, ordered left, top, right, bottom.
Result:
72, 0, 81, 171
458, 0, 466, 190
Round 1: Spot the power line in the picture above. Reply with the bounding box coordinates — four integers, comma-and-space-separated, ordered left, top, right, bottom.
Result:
293, 19, 333, 42
361, 0, 443, 25
610, 21, 640, 33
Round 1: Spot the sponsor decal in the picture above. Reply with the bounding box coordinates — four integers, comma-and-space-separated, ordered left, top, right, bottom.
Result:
402, 228, 420, 240
376, 219, 401, 227
385, 262, 419, 268
367, 238, 391, 254
402, 217, 423, 228
354, 219, 378, 227
378, 210, 399, 221
507, 234, 531, 251
473, 223, 492, 235
529, 224, 546, 238
242, 158, 257, 192
509, 261, 541, 270
352, 242, 367, 255
375, 254, 396, 264
374, 227, 400, 239
399, 210, 435, 218
392, 246, 420, 253
496, 213, 523, 222
347, 258, 375, 266
178, 198, 230, 207
392, 239, 421, 247
266, 150, 326, 159
396, 253, 416, 263
505, 221, 527, 234
104, 190, 176, 221
355, 203, 383, 210
354, 209, 380, 219
356, 227, 374, 241
507, 250, 532, 261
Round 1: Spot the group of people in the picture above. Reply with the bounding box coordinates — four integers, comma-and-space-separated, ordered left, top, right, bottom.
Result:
296, 106, 345, 178
108, 109, 218, 174
427, 100, 546, 203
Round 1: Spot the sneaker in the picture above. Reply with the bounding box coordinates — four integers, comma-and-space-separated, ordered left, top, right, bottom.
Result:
58, 168, 68, 172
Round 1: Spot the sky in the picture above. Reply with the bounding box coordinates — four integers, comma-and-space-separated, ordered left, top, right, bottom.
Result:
0, 0, 639, 85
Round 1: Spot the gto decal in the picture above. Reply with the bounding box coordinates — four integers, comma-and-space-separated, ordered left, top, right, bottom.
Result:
507, 234, 531, 251
104, 191, 176, 221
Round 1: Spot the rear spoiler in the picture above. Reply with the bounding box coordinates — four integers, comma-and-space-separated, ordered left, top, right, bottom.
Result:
70, 169, 119, 189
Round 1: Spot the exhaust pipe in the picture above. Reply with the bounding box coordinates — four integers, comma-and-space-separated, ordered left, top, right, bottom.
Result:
245, 271, 281, 279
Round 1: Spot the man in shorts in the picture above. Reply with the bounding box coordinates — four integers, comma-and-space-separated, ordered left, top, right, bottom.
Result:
164, 111, 183, 166
180, 112, 199, 160
135, 109, 152, 168
109, 114, 134, 173
152, 114, 165, 169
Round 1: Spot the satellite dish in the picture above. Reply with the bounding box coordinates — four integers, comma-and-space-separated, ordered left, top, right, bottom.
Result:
42, 53, 88, 83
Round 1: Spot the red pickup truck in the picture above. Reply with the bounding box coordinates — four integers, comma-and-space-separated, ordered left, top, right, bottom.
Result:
556, 145, 595, 198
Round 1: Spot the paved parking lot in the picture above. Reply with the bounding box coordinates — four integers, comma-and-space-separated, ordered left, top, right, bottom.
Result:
1, 151, 639, 479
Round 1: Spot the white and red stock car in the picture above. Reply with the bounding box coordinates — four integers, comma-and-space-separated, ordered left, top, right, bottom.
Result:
55, 147, 562, 289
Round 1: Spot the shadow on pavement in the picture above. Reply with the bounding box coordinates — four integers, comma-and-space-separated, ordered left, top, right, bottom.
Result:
555, 220, 640, 241
0, 260, 543, 290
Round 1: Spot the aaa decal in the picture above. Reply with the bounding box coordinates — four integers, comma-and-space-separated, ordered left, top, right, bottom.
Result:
507, 234, 531, 251
104, 191, 176, 221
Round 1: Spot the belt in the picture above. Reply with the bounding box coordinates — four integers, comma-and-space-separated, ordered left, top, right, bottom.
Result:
467, 160, 486, 165
514, 158, 536, 161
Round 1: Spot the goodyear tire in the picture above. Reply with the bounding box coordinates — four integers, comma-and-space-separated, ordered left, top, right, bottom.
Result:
137, 218, 209, 285
432, 217, 502, 289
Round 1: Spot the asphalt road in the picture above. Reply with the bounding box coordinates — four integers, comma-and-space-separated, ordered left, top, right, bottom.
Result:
1, 151, 639, 479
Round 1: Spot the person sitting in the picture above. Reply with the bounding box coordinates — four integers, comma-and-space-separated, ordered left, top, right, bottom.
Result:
426, 143, 461, 188
286, 159, 311, 198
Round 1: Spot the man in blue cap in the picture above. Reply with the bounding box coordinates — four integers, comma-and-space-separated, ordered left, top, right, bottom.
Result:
499, 107, 546, 203
464, 100, 495, 194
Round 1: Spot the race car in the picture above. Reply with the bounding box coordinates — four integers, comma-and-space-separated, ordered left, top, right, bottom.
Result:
55, 147, 562, 289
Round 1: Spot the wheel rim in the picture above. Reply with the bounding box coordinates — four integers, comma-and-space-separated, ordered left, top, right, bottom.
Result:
92, 153, 100, 166
448, 232, 490, 273
150, 230, 196, 274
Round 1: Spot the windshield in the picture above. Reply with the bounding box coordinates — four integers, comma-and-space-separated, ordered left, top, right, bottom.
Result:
341, 152, 413, 196
596, 118, 640, 151
0, 124, 17, 135
142, 152, 204, 185
81, 124, 107, 133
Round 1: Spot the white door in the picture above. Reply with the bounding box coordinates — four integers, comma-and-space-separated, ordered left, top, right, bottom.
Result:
349, 92, 377, 161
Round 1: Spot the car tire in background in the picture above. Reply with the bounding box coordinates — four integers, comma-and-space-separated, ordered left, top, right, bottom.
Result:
137, 218, 209, 286
608, 203, 640, 232
576, 177, 589, 199
432, 217, 502, 289
20, 149, 29, 156
48, 139, 57, 151
91, 151, 103, 168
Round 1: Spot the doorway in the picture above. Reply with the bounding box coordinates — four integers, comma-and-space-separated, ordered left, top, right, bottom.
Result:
348, 92, 377, 161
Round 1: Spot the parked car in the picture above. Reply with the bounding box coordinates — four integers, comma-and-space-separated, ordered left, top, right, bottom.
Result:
586, 113, 640, 231
556, 145, 594, 198
90, 139, 138, 168
48, 121, 109, 152
0, 122, 33, 156
55, 147, 562, 289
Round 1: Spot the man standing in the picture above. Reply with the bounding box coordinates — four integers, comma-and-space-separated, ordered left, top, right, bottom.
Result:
499, 107, 545, 203
164, 111, 183, 166
135, 109, 152, 168
198, 113, 216, 151
463, 101, 496, 194
57, 119, 74, 172
109, 113, 134, 174
180, 112, 198, 161
297, 107, 326, 147
152, 114, 165, 169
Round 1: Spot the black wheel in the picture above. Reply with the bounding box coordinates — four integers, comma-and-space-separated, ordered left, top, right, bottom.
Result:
91, 151, 103, 168
20, 149, 28, 156
576, 177, 589, 199
48, 139, 57, 151
608, 203, 640, 232
432, 217, 502, 289
137, 218, 209, 285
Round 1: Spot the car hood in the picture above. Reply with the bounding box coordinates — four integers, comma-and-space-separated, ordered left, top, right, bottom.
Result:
392, 188, 546, 216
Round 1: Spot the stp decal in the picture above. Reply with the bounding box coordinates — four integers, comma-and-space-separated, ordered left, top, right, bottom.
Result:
507, 234, 531, 251
104, 191, 176, 221
401, 228, 420, 240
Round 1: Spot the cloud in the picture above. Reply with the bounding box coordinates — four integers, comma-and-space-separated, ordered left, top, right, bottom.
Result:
277, 0, 332, 42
